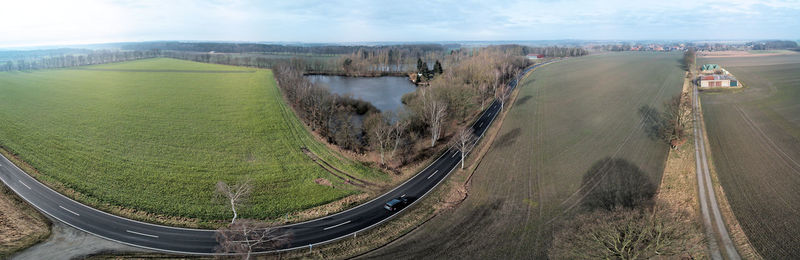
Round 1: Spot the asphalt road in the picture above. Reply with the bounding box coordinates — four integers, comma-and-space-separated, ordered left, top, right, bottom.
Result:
693, 83, 741, 260
0, 60, 555, 255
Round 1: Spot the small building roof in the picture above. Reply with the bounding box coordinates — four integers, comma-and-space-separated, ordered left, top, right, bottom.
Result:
700, 74, 736, 81
701, 64, 720, 71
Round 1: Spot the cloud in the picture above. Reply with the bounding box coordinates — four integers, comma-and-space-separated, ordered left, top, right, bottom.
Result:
1, 0, 798, 47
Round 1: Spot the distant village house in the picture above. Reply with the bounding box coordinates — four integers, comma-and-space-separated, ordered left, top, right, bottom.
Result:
526, 54, 544, 60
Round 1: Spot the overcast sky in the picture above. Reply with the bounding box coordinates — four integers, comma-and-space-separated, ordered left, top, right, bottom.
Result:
1, 0, 799, 48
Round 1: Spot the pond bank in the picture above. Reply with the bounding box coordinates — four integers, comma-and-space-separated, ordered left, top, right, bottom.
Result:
305, 75, 416, 112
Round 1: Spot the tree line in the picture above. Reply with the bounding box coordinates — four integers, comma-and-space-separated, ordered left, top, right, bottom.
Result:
121, 41, 455, 55
681, 47, 696, 72
748, 40, 798, 50
486, 44, 588, 57
0, 49, 160, 71
336, 46, 451, 76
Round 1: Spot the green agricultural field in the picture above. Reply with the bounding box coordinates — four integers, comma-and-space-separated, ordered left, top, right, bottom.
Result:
367, 52, 683, 258
699, 54, 800, 259
0, 58, 386, 222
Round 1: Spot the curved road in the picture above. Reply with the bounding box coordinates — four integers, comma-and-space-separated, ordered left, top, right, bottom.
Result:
0, 60, 555, 255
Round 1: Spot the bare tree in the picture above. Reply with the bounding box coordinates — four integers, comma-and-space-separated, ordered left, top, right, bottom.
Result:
216, 178, 253, 225
453, 127, 477, 169
513, 67, 523, 88
661, 93, 693, 149
390, 120, 409, 157
550, 200, 703, 259
216, 219, 292, 260
495, 84, 513, 111
425, 98, 448, 147
365, 112, 392, 165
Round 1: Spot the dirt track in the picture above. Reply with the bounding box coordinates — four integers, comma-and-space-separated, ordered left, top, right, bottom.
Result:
693, 84, 741, 260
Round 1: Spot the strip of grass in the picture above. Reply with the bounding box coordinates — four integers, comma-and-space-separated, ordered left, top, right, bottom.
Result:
0, 183, 51, 258
0, 58, 386, 223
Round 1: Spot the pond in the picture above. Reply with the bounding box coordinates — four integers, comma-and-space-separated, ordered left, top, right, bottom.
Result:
305, 75, 416, 112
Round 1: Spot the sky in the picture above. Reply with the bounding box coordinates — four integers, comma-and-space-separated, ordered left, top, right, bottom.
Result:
1, 0, 799, 48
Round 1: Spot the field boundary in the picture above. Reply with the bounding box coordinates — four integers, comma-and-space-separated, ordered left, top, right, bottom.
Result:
697, 103, 764, 259
67, 68, 256, 73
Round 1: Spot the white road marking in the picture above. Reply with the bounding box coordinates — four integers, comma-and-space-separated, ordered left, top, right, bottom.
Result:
127, 230, 159, 238
428, 170, 439, 179
19, 180, 31, 190
451, 152, 458, 158
323, 220, 351, 230
479, 123, 483, 128
59, 205, 80, 216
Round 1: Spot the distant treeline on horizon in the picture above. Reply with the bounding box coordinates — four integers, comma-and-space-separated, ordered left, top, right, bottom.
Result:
0, 41, 590, 72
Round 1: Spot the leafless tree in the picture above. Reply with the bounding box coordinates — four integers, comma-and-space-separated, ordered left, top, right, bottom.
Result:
216, 219, 292, 260
496, 84, 513, 111
425, 97, 448, 147
453, 127, 477, 169
365, 112, 393, 165
389, 118, 409, 160
216, 178, 253, 225
661, 93, 693, 149
550, 200, 703, 259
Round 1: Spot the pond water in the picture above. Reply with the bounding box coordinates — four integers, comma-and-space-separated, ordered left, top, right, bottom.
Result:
305, 75, 416, 112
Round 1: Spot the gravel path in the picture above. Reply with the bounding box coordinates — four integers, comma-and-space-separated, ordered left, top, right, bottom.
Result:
693, 83, 741, 260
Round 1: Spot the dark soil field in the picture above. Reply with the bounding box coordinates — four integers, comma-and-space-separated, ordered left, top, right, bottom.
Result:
363, 52, 683, 259
699, 54, 800, 259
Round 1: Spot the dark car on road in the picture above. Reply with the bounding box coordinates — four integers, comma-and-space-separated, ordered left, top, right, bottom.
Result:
384, 196, 410, 212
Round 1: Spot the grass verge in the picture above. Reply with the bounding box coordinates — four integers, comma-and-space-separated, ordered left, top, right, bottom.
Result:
0, 150, 51, 258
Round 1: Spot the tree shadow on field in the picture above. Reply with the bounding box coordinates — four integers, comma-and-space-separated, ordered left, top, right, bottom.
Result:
515, 95, 533, 106
638, 105, 663, 142
495, 128, 521, 148
579, 157, 656, 211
